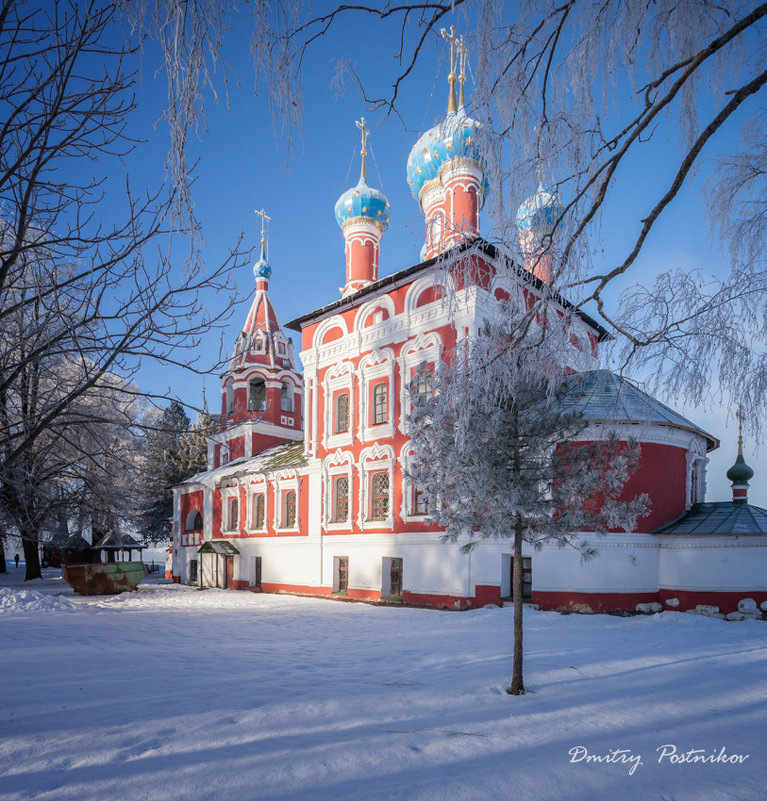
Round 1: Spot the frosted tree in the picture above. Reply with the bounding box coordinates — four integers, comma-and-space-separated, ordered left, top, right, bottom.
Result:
0, 355, 144, 581
0, 0, 249, 481
408, 309, 649, 694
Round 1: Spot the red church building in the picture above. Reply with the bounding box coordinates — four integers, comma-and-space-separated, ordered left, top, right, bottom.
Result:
171, 51, 767, 616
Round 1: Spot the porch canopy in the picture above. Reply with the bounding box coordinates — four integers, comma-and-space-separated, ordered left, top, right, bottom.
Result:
197, 541, 240, 555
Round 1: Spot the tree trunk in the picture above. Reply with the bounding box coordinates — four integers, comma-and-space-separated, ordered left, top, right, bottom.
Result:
508, 516, 526, 695
0, 538, 6, 572
22, 532, 41, 581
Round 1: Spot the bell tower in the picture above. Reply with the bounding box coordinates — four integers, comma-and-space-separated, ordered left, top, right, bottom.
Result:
214, 209, 303, 466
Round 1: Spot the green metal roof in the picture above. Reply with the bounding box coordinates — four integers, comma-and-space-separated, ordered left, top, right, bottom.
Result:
263, 441, 305, 468
198, 540, 240, 554
561, 370, 718, 450
655, 502, 767, 535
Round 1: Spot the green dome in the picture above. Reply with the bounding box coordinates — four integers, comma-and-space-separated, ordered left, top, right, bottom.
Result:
726, 453, 754, 484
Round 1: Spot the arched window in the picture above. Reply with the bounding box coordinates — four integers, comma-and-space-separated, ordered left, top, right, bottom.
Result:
253, 494, 265, 529
335, 392, 349, 433
415, 365, 432, 399
228, 497, 239, 531
333, 477, 349, 522
185, 509, 203, 531
283, 490, 297, 527
225, 383, 234, 414
281, 381, 293, 412
373, 382, 387, 425
370, 472, 389, 520
248, 378, 266, 411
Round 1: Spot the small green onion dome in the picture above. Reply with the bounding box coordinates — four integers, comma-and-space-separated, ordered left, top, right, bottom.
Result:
726, 453, 754, 484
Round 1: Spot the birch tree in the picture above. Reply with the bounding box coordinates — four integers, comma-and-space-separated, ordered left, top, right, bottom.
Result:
408, 312, 649, 694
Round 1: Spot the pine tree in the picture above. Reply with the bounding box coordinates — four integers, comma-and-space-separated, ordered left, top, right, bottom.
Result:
139, 402, 192, 544
174, 412, 221, 477
408, 313, 649, 694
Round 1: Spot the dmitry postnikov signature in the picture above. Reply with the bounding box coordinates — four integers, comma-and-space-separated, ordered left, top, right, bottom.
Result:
568, 744, 750, 775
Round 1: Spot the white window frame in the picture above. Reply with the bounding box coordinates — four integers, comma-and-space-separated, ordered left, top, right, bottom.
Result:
246, 479, 268, 533
359, 348, 395, 442
221, 486, 240, 533
273, 470, 300, 532
358, 443, 395, 530
323, 361, 355, 450
398, 443, 430, 522
323, 450, 354, 531
398, 332, 442, 434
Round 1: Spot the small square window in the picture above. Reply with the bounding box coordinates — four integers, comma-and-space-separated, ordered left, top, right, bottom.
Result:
337, 556, 348, 594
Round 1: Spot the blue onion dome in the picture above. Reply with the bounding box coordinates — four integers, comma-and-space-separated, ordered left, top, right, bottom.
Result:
516, 182, 564, 231
253, 240, 272, 281
335, 176, 390, 231
406, 108, 488, 202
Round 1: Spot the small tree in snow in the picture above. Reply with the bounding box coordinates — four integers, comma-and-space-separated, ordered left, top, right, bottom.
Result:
408, 311, 649, 694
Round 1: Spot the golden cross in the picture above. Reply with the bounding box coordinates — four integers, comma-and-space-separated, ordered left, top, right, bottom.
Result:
254, 208, 271, 247
440, 26, 459, 112
441, 26, 457, 75
457, 34, 467, 107
737, 404, 744, 454
356, 117, 369, 181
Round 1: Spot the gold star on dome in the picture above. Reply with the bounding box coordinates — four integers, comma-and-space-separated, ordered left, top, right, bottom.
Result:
362, 206, 368, 212
417, 166, 422, 174
466, 136, 473, 145
446, 141, 453, 150
433, 150, 440, 159
353, 190, 361, 196
377, 210, 382, 216
422, 147, 428, 155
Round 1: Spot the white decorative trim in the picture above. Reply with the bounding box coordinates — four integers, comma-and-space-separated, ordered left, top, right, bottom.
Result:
403, 270, 446, 320
354, 295, 397, 333
314, 316, 349, 348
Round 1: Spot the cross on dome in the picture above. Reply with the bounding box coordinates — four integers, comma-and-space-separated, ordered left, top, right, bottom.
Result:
253, 207, 272, 283
356, 117, 369, 182
440, 26, 460, 113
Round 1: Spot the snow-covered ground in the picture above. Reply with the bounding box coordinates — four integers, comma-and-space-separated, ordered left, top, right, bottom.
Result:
1, 567, 764, 801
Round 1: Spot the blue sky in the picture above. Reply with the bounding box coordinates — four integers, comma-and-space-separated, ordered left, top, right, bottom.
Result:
114, 10, 763, 507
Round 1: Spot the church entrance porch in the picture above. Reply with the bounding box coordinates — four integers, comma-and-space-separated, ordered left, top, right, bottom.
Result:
197, 541, 240, 589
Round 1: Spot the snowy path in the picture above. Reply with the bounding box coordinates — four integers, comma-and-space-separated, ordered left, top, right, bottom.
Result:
0, 577, 764, 801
